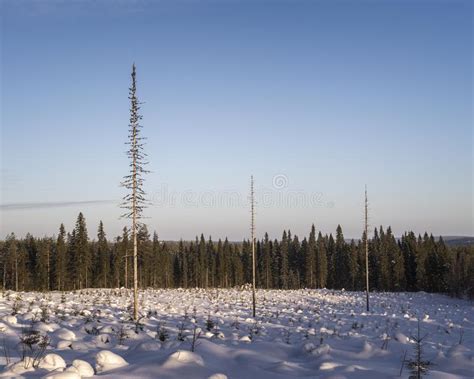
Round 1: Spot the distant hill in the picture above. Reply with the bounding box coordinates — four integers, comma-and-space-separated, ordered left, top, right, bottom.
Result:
441, 236, 474, 247
343, 236, 474, 247
166, 236, 474, 248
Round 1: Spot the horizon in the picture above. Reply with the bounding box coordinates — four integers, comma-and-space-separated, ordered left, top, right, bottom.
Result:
1, 0, 473, 241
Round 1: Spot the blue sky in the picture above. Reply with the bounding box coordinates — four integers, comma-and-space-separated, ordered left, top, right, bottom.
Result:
1, 0, 472, 241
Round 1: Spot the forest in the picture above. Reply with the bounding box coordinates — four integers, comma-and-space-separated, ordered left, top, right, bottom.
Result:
1, 212, 473, 298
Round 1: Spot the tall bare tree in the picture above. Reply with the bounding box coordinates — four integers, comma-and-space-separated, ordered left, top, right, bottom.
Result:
365, 185, 370, 311
121, 63, 149, 321
250, 175, 256, 317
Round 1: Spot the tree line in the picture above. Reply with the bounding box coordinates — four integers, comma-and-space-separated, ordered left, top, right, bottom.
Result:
1, 212, 473, 298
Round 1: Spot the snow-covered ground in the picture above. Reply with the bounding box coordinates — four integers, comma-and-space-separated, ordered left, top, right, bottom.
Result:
0, 288, 472, 378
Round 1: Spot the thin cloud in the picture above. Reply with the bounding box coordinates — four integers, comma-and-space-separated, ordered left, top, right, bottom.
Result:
0, 200, 116, 211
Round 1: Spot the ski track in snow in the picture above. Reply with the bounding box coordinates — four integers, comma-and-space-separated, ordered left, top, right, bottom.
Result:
0, 289, 472, 378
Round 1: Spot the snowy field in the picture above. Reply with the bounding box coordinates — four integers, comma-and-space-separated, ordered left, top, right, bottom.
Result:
0, 288, 472, 378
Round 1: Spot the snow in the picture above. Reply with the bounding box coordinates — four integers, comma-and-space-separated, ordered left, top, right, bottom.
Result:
38, 354, 66, 371
95, 350, 128, 372
43, 372, 82, 379
69, 360, 94, 377
0, 288, 472, 378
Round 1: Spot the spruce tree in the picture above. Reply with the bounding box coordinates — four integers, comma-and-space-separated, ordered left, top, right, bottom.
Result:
305, 225, 317, 288
316, 232, 327, 288
5, 233, 18, 291
386, 226, 405, 291
198, 234, 207, 287
55, 224, 67, 291
401, 232, 418, 291
178, 240, 188, 288
74, 212, 89, 289
97, 221, 109, 288
121, 63, 149, 320
326, 234, 335, 288
36, 238, 51, 291
349, 240, 359, 290
207, 236, 216, 287
115, 227, 129, 288
334, 225, 350, 289
279, 231, 289, 289
223, 238, 232, 287
378, 226, 390, 290
262, 233, 272, 289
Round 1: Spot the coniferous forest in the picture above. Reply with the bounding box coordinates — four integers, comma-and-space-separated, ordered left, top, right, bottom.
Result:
1, 212, 473, 298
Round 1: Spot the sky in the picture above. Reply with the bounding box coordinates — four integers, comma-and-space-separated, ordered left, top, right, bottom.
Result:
1, 0, 472, 241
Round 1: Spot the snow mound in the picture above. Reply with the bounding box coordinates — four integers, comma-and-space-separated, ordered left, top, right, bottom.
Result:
71, 341, 89, 350
311, 344, 330, 356
136, 341, 161, 351
57, 340, 72, 349
394, 332, 409, 344
6, 358, 36, 375
447, 344, 471, 358
208, 374, 228, 379
3, 315, 17, 324
95, 350, 128, 372
163, 350, 205, 367
36, 322, 56, 333
38, 353, 66, 371
43, 372, 82, 379
69, 359, 95, 377
54, 328, 76, 341
94, 333, 111, 345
